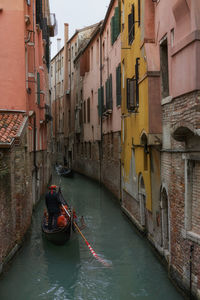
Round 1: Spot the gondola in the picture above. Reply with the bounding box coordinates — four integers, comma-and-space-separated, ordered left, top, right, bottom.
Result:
59, 168, 74, 178
42, 189, 73, 245
55, 165, 74, 178
42, 215, 71, 245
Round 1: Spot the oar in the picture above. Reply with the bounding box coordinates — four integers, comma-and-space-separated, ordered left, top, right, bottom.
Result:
61, 204, 111, 267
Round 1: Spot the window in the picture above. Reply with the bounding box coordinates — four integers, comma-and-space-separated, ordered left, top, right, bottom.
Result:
127, 58, 139, 111
91, 46, 93, 70
185, 159, 200, 238
127, 77, 136, 110
171, 28, 174, 47
26, 0, 31, 6
138, 0, 141, 27
160, 37, 169, 98
128, 5, 135, 45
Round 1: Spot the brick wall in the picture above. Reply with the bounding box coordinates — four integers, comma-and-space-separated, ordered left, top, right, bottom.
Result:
0, 129, 33, 269
162, 90, 200, 297
73, 131, 121, 200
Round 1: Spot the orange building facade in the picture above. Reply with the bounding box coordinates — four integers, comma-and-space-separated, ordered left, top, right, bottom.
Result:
0, 0, 56, 271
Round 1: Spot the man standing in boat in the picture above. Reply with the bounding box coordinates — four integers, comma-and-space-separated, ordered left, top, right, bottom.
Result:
45, 185, 61, 230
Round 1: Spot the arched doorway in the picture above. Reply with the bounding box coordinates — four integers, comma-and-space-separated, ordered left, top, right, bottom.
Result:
161, 187, 169, 250
139, 173, 147, 229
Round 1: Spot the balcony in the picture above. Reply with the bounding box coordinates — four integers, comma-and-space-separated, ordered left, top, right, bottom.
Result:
47, 13, 58, 37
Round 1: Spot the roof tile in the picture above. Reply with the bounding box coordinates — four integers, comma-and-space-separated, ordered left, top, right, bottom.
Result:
0, 112, 26, 144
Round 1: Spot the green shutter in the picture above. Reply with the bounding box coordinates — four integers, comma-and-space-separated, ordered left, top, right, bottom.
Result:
98, 86, 104, 116
98, 88, 101, 116
109, 74, 113, 109
118, 0, 121, 32
116, 64, 121, 106
114, 7, 120, 40
101, 86, 104, 112
37, 72, 40, 105
111, 16, 115, 45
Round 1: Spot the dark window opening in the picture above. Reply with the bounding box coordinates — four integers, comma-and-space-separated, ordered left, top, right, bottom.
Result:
160, 38, 169, 98
128, 5, 135, 45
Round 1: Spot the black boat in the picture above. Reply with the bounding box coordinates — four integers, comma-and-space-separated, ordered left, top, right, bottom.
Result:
60, 168, 74, 178
56, 165, 74, 178
42, 214, 71, 245
42, 189, 73, 245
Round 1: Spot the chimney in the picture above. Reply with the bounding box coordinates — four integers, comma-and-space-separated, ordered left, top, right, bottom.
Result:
57, 38, 61, 52
64, 23, 69, 45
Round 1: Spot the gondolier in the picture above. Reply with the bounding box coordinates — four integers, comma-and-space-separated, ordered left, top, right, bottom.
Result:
45, 185, 61, 230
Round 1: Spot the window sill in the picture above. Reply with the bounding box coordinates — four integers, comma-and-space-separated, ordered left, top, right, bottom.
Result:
182, 229, 200, 245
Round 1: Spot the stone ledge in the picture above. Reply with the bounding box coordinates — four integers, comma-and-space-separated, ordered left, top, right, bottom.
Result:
121, 204, 145, 232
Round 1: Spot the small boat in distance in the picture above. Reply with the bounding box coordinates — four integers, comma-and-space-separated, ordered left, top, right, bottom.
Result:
55, 165, 74, 178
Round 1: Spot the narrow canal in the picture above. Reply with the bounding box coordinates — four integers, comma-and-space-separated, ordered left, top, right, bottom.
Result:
0, 173, 184, 300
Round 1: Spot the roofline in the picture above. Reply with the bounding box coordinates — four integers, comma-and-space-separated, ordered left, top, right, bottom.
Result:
0, 109, 26, 113
100, 0, 115, 33
51, 46, 64, 62
67, 22, 101, 45
74, 21, 103, 63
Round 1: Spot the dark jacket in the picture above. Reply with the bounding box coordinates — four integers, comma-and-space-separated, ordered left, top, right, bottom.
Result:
45, 191, 61, 214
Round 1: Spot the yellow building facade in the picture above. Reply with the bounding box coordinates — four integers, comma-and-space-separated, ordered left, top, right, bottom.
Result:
121, 0, 162, 236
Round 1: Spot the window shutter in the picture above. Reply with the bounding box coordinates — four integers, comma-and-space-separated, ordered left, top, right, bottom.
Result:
98, 87, 104, 116
128, 5, 135, 44
118, 0, 121, 32
98, 88, 101, 116
87, 98, 90, 123
105, 79, 108, 109
132, 5, 135, 41
111, 17, 115, 45
138, 0, 141, 26
114, 7, 120, 40
37, 72, 40, 105
109, 74, 113, 109
127, 78, 130, 109
127, 78, 136, 110
116, 64, 121, 106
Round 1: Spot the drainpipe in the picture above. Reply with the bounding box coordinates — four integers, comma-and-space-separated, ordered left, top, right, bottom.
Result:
189, 244, 194, 299
29, 111, 38, 181
99, 33, 103, 185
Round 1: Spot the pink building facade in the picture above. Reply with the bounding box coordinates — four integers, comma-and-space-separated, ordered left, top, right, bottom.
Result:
71, 0, 122, 199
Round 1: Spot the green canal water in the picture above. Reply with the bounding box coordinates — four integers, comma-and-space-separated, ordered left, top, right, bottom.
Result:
0, 173, 184, 300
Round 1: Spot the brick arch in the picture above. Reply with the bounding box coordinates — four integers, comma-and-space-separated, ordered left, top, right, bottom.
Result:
172, 121, 195, 142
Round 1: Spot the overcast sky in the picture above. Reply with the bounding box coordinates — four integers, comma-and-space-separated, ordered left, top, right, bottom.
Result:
49, 0, 111, 58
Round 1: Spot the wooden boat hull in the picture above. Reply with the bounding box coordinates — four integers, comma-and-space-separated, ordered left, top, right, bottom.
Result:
42, 220, 71, 245
61, 169, 74, 178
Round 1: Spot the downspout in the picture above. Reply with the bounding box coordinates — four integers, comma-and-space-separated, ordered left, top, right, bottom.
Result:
33, 112, 37, 178
99, 33, 103, 185
33, 0, 37, 182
